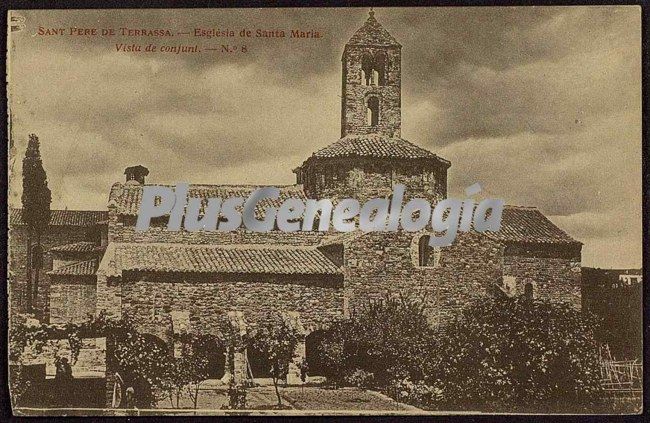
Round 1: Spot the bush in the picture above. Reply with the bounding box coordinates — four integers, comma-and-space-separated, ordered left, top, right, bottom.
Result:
345, 369, 375, 389
389, 377, 443, 408
222, 383, 247, 409
318, 294, 434, 387
427, 295, 603, 412
249, 312, 301, 406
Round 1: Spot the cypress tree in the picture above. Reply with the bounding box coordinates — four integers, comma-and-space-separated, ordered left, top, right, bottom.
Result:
21, 134, 51, 315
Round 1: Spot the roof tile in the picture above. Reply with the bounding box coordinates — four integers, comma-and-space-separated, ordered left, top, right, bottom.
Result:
309, 134, 449, 163
109, 183, 307, 217
99, 243, 341, 277
346, 14, 401, 47
10, 209, 108, 227
49, 242, 105, 254
485, 206, 580, 245
48, 259, 97, 276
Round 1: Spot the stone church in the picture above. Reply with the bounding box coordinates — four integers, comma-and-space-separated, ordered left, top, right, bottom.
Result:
10, 11, 582, 394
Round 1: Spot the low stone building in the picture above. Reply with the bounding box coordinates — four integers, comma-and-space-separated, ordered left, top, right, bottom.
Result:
9, 11, 582, 405
9, 208, 107, 319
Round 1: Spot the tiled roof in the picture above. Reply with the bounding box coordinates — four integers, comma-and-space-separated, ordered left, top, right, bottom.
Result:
346, 13, 400, 47
49, 242, 105, 254
10, 208, 108, 227
48, 259, 97, 276
485, 206, 580, 245
109, 183, 307, 217
99, 243, 342, 277
318, 207, 579, 246
308, 135, 449, 163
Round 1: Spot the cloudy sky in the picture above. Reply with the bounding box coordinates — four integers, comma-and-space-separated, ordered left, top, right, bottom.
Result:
8, 7, 641, 268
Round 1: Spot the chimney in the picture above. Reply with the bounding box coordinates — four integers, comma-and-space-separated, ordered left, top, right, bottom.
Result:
124, 165, 149, 185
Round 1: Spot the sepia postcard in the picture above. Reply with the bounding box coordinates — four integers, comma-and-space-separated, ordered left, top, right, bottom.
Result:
6, 6, 643, 416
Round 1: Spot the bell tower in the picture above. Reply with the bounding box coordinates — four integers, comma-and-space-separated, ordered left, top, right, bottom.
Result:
341, 9, 402, 138
295, 9, 450, 205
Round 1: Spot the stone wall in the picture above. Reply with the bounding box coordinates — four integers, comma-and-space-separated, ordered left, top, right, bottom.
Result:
20, 337, 106, 378
342, 231, 582, 321
49, 277, 97, 324
95, 274, 122, 319
9, 225, 97, 320
342, 230, 504, 325
301, 157, 447, 205
341, 46, 402, 137
503, 255, 582, 309
117, 273, 345, 342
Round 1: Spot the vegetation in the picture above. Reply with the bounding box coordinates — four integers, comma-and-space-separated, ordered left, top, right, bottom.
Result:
249, 312, 301, 406
21, 134, 51, 315
316, 293, 604, 412
317, 294, 434, 388
10, 290, 606, 412
428, 295, 602, 411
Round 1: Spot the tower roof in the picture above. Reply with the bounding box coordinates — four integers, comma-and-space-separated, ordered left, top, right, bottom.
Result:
346, 9, 401, 48
302, 134, 450, 167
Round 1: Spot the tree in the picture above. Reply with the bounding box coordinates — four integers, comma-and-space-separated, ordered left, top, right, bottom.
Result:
318, 294, 435, 387
168, 334, 213, 409
317, 323, 347, 387
428, 295, 603, 412
21, 134, 51, 315
250, 313, 301, 406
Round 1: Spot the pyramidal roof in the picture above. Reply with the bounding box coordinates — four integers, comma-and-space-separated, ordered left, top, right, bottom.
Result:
309, 134, 449, 165
346, 10, 401, 47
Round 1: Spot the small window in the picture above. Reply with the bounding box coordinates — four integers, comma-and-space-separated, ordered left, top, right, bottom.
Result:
361, 52, 386, 86
524, 281, 535, 300
367, 97, 379, 126
417, 235, 441, 267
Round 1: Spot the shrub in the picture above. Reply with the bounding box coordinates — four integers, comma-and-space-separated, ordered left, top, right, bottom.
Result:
389, 377, 443, 408
222, 383, 247, 409
428, 295, 603, 412
345, 369, 375, 389
249, 313, 301, 406
319, 294, 434, 387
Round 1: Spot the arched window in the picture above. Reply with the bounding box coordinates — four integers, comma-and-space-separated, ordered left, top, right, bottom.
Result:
524, 281, 535, 300
366, 97, 379, 126
416, 235, 441, 267
418, 235, 430, 266
374, 52, 386, 85
361, 53, 386, 86
361, 54, 373, 86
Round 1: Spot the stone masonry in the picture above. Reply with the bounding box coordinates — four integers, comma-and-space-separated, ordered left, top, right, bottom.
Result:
9, 11, 583, 407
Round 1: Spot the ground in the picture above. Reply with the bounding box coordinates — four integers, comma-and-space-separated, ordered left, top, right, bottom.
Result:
159, 382, 420, 412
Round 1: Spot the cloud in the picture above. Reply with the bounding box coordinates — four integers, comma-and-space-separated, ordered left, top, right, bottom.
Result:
8, 7, 642, 267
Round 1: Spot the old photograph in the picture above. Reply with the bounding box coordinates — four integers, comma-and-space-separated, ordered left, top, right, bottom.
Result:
6, 6, 643, 416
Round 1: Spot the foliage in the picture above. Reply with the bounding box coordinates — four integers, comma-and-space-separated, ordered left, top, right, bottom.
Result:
9, 311, 251, 409
112, 329, 174, 407
8, 365, 32, 408
9, 314, 47, 363
21, 134, 51, 313
345, 368, 375, 389
167, 333, 214, 408
317, 292, 603, 413
427, 295, 603, 411
21, 134, 52, 230
250, 312, 301, 405
319, 294, 435, 387
317, 323, 347, 387
389, 377, 443, 408
222, 383, 247, 409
